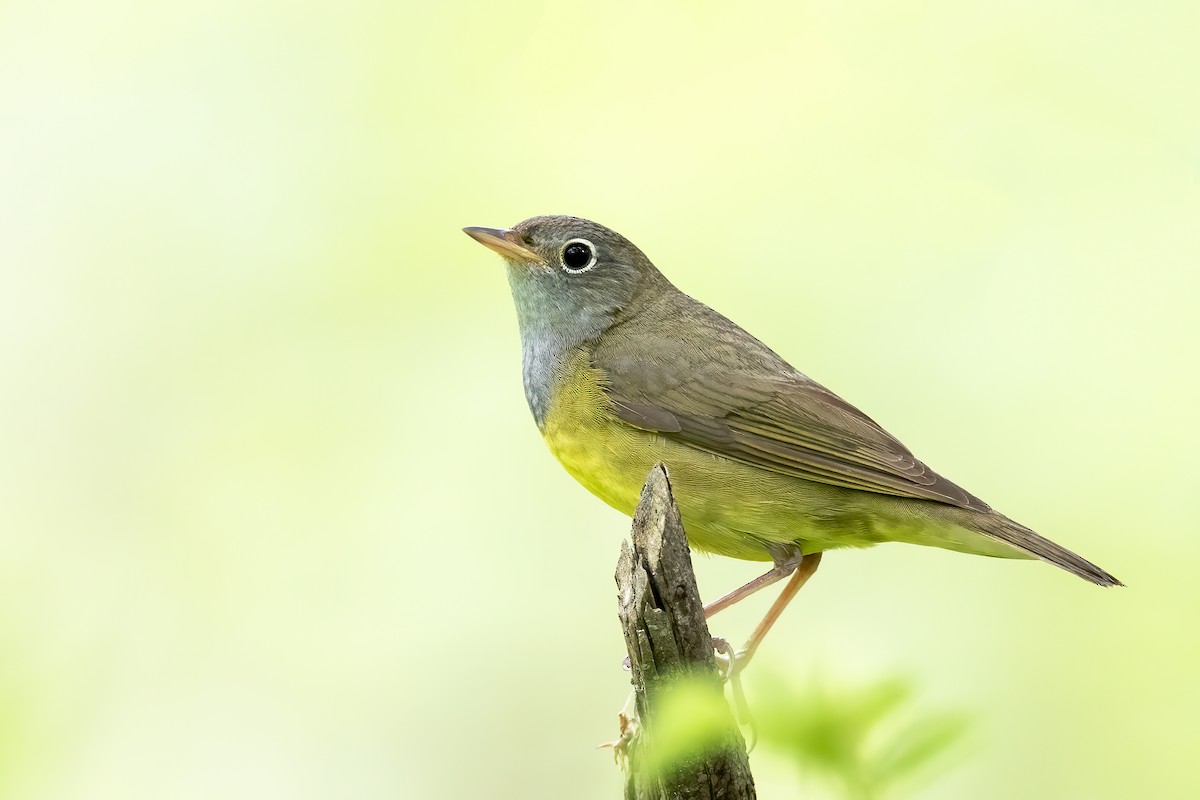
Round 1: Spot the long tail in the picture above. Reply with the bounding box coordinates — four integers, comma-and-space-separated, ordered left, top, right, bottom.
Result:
977, 513, 1123, 587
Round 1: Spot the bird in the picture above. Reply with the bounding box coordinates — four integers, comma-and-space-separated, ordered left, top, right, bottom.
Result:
464, 215, 1120, 668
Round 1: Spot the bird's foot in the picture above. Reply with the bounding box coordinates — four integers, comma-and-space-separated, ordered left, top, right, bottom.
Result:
711, 637, 738, 678
712, 637, 758, 751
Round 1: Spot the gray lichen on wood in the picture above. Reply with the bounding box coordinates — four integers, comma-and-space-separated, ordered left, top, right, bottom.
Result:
615, 464, 756, 800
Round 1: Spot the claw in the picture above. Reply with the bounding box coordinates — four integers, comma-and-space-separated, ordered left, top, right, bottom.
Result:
712, 637, 737, 680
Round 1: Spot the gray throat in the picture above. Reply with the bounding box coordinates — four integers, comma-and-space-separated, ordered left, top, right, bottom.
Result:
507, 270, 616, 428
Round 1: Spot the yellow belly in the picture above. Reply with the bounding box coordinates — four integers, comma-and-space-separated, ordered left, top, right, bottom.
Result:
537, 349, 887, 561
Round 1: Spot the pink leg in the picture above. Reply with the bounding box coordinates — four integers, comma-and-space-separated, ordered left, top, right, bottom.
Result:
703, 551, 803, 619
733, 552, 822, 671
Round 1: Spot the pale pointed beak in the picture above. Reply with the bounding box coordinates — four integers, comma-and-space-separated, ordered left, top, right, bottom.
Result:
462, 226, 546, 264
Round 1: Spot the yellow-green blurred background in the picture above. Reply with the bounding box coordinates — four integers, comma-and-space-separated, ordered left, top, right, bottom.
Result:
2, 1, 1197, 797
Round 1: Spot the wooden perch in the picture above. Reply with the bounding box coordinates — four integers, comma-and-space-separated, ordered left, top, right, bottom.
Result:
614, 464, 756, 800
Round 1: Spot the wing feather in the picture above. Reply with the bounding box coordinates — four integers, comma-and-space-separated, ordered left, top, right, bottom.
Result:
593, 293, 988, 511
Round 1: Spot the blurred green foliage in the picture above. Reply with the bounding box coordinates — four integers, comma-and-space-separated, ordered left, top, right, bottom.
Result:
624, 670, 968, 799
755, 672, 970, 799
619, 671, 739, 786
636, 676, 731, 776
624, 672, 743, 782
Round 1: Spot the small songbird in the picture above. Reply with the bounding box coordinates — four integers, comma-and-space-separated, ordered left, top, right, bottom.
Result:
464, 216, 1120, 666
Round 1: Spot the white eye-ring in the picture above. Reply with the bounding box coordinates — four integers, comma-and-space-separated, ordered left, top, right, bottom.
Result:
560, 238, 598, 274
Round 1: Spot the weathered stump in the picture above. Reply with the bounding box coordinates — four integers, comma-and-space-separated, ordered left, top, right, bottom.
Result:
615, 464, 756, 800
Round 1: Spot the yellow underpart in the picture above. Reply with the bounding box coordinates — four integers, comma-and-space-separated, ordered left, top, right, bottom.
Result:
538, 348, 1025, 563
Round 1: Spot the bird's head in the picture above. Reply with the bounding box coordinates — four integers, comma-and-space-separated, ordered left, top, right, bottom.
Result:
464, 215, 668, 339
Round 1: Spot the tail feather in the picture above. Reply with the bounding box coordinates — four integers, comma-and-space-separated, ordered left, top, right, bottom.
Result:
979, 514, 1123, 587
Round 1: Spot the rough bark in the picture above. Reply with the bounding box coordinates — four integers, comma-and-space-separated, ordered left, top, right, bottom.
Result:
615, 464, 756, 800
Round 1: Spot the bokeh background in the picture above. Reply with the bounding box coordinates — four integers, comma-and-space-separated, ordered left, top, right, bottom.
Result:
2, 1, 1197, 798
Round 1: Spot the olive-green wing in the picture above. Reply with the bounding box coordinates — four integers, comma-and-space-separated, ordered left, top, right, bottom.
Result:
592, 295, 988, 511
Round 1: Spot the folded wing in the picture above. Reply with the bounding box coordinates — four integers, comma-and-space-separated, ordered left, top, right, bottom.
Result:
593, 295, 988, 511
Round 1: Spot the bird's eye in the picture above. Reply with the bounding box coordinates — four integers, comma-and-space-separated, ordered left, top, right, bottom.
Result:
560, 239, 597, 273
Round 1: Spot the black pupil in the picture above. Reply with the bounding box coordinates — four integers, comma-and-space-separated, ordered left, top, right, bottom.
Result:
563, 243, 593, 270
